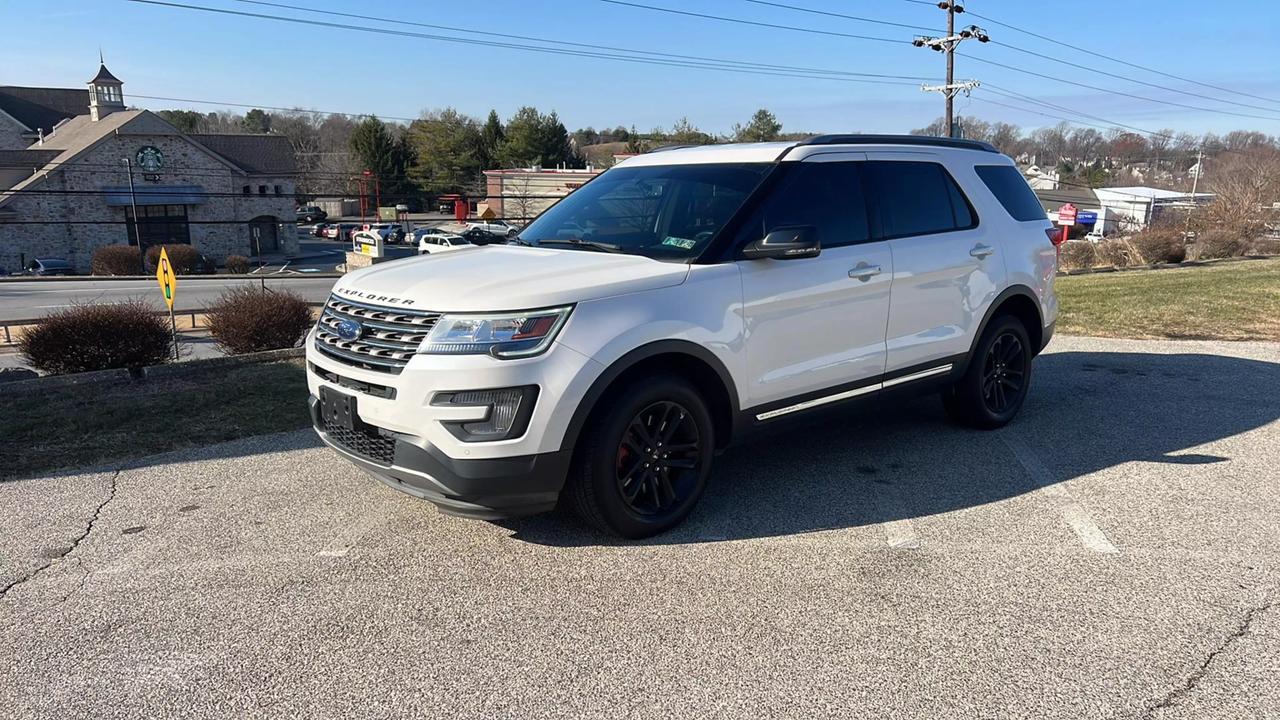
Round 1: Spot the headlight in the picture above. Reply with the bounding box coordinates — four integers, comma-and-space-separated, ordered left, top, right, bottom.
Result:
418, 306, 572, 359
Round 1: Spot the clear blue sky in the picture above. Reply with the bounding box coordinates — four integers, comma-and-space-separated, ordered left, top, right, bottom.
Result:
4, 0, 1279, 137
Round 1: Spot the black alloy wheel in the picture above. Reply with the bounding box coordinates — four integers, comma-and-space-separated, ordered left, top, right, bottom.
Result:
615, 401, 703, 516
941, 314, 1033, 429
567, 375, 715, 538
981, 331, 1027, 414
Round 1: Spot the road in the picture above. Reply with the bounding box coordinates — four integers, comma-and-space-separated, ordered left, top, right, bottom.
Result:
2, 336, 1278, 718
0, 276, 341, 321
0, 225, 433, 322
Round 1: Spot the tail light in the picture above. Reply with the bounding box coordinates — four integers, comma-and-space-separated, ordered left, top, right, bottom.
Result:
1047, 228, 1068, 246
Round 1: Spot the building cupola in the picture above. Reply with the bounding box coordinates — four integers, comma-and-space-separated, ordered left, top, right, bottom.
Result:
88, 56, 124, 122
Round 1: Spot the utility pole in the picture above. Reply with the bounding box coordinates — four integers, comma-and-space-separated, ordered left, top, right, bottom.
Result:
913, 2, 990, 138
123, 156, 144, 274
1184, 147, 1205, 240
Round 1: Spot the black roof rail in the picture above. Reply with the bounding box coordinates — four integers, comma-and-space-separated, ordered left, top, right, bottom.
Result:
797, 134, 999, 153
647, 144, 696, 153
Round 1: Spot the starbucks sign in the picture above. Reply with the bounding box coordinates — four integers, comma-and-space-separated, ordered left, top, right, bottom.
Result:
135, 146, 164, 172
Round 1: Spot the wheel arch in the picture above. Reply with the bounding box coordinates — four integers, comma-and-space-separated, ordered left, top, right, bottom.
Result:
959, 286, 1045, 375
561, 340, 740, 454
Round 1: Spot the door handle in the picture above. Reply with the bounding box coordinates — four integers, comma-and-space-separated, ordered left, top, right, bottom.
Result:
848, 263, 882, 281
970, 243, 996, 259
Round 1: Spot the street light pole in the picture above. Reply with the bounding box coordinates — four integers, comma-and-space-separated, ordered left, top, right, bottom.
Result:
123, 156, 144, 274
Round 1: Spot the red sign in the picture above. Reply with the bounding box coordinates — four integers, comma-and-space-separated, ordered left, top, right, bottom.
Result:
1057, 203, 1078, 226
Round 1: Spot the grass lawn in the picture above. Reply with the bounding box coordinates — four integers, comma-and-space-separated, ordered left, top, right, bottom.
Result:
1055, 258, 1280, 342
1, 359, 311, 481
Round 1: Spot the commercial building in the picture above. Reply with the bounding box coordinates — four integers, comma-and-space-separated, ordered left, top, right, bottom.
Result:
1034, 185, 1214, 236
0, 62, 298, 273
481, 166, 601, 221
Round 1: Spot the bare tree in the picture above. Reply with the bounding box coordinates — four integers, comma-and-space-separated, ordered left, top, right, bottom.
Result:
505, 175, 537, 222
1198, 147, 1280, 236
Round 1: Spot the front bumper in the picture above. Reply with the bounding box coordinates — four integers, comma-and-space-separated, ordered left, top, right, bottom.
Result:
309, 395, 572, 519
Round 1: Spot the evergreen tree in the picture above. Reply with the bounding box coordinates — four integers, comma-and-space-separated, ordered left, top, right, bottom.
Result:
480, 109, 505, 169
732, 109, 782, 142
499, 107, 576, 167
349, 116, 416, 207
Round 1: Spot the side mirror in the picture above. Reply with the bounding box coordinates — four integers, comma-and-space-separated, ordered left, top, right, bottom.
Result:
741, 226, 821, 260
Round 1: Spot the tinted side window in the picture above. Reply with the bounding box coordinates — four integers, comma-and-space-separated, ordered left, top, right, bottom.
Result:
974, 165, 1046, 222
758, 162, 870, 248
866, 161, 975, 238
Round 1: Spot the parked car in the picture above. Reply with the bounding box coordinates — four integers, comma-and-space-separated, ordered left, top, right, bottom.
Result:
23, 258, 75, 276
466, 219, 520, 237
297, 206, 328, 224
324, 223, 360, 241
417, 231, 472, 254
368, 223, 406, 244
306, 135, 1058, 538
458, 227, 507, 246
312, 222, 331, 238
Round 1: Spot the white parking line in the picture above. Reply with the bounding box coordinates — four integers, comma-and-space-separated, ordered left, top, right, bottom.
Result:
872, 479, 921, 551
1002, 436, 1119, 554
882, 518, 921, 550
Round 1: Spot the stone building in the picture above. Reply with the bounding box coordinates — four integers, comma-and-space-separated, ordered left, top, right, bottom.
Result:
0, 62, 298, 273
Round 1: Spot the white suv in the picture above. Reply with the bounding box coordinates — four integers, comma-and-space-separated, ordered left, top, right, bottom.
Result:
306, 136, 1058, 538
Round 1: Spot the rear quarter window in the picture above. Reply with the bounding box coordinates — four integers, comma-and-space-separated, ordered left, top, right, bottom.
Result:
865, 161, 977, 238
975, 165, 1047, 222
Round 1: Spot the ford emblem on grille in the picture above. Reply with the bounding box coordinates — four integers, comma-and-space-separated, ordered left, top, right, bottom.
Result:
336, 318, 363, 341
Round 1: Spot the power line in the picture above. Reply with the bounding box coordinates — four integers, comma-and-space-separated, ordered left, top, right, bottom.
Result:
734, 0, 942, 33
232, 0, 931, 81
987, 40, 1280, 115
595, 0, 906, 45
962, 8, 1280, 108
125, 0, 929, 88
961, 54, 1280, 123
599, 0, 1280, 124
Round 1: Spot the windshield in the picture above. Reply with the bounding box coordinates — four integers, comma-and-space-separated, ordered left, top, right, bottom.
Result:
516, 163, 772, 260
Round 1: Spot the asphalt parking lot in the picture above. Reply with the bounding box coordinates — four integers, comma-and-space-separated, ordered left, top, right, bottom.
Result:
2, 336, 1278, 719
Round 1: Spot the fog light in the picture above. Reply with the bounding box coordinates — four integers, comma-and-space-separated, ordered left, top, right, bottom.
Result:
432, 386, 538, 442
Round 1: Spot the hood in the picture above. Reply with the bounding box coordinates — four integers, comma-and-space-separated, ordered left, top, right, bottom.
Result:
333, 245, 690, 312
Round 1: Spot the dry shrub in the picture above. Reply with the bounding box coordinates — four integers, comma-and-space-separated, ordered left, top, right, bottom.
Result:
1093, 238, 1144, 268
1247, 237, 1280, 255
144, 244, 204, 274
1130, 228, 1187, 264
206, 286, 314, 354
91, 245, 143, 276
1189, 229, 1251, 260
225, 255, 251, 274
1057, 241, 1096, 271
19, 300, 172, 375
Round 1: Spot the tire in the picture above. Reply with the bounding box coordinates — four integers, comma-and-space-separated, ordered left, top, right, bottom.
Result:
566, 375, 715, 538
942, 314, 1033, 429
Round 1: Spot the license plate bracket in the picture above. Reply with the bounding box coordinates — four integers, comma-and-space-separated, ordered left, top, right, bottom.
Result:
319, 386, 358, 430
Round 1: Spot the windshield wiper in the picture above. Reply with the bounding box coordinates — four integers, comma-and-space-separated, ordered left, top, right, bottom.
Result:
534, 238, 626, 253
507, 236, 534, 246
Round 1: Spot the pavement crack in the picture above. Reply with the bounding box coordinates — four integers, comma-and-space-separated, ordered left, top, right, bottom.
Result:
1142, 600, 1273, 717
0, 469, 120, 603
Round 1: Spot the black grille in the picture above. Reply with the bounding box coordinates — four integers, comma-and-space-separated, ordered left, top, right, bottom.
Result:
323, 417, 396, 465
314, 295, 442, 374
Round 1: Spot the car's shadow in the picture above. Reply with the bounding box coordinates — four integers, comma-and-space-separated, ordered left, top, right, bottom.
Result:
500, 350, 1280, 546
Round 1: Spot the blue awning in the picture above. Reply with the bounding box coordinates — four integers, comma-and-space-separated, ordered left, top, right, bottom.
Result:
101, 185, 206, 206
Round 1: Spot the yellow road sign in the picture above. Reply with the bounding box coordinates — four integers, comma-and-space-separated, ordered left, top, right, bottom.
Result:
155, 246, 177, 310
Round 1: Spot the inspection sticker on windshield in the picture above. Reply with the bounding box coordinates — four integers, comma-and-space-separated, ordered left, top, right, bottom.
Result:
662, 236, 697, 249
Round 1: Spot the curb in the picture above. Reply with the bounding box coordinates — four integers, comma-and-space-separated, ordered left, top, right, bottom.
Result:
1057, 253, 1279, 277
0, 347, 306, 396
